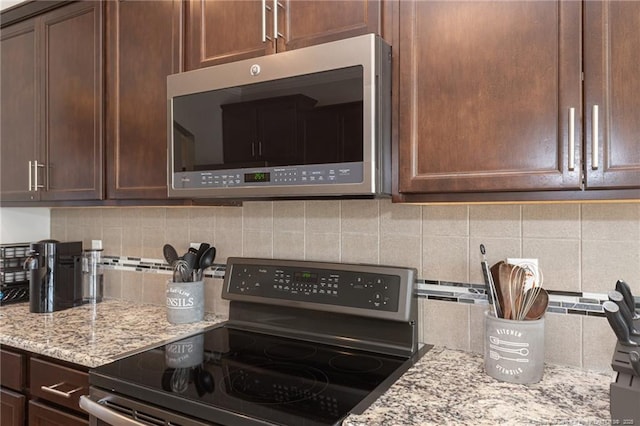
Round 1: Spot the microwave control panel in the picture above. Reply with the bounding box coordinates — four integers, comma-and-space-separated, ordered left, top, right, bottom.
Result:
175, 162, 364, 189
222, 258, 416, 322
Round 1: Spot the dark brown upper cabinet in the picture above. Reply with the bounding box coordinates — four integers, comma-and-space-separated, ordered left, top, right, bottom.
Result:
0, 18, 37, 202
583, 1, 640, 190
396, 0, 639, 202
105, 0, 182, 199
185, 0, 381, 70
396, 0, 582, 197
1, 2, 103, 202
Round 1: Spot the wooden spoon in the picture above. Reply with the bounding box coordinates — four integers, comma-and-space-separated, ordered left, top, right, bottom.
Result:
525, 288, 549, 320
490, 261, 510, 319
497, 262, 520, 320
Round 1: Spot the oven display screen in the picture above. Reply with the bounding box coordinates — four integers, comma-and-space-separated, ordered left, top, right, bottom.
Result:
294, 271, 317, 283
244, 172, 271, 183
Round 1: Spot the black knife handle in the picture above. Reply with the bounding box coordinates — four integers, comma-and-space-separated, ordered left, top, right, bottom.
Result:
616, 279, 639, 319
608, 290, 640, 336
603, 301, 638, 347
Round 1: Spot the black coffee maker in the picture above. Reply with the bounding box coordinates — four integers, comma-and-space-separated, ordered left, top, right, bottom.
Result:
23, 240, 83, 313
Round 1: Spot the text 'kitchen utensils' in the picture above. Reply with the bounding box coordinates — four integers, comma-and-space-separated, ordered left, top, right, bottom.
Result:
481, 246, 547, 384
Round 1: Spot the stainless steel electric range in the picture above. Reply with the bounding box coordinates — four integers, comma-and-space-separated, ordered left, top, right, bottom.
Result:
81, 257, 430, 426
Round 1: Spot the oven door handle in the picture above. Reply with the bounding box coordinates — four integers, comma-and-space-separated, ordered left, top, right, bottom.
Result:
79, 395, 146, 426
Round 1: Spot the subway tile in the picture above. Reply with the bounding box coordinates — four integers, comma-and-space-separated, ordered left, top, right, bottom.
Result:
422, 299, 470, 351
422, 205, 468, 237
142, 227, 167, 259
523, 204, 580, 239
242, 230, 273, 258
423, 235, 468, 283
102, 227, 122, 256
274, 231, 305, 260
213, 229, 243, 263
469, 237, 522, 284
103, 269, 122, 299
214, 206, 243, 232
582, 203, 640, 241
102, 208, 123, 227
122, 226, 143, 258
142, 273, 166, 306
379, 199, 421, 236
50, 208, 67, 230
121, 271, 142, 303
544, 312, 582, 367
274, 201, 305, 233
469, 204, 521, 238
189, 207, 214, 233
583, 315, 617, 372
305, 232, 340, 262
243, 201, 273, 231
121, 208, 143, 228
379, 234, 421, 269
469, 304, 487, 354
523, 238, 580, 292
341, 200, 379, 234
582, 239, 640, 293
341, 233, 378, 264
305, 200, 340, 234
50, 225, 66, 242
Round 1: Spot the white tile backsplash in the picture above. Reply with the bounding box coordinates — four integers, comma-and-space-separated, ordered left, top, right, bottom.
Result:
49, 199, 640, 372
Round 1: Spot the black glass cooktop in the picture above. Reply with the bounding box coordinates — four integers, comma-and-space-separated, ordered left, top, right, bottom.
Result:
91, 325, 415, 426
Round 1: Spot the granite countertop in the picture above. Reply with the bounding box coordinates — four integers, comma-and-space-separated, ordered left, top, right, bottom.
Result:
0, 299, 226, 368
345, 346, 612, 425
0, 300, 612, 424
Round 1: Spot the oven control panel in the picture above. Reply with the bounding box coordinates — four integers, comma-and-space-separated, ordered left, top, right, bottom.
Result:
223, 258, 416, 321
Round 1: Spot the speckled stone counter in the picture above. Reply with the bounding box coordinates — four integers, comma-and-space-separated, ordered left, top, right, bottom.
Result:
345, 346, 612, 426
1, 301, 613, 424
0, 299, 227, 368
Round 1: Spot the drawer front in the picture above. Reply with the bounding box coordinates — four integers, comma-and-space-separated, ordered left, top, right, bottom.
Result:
29, 400, 88, 426
0, 349, 25, 391
30, 358, 89, 414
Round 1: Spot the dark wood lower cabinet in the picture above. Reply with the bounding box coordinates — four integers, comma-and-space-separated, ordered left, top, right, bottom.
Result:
1, 388, 25, 426
0, 346, 89, 426
28, 400, 88, 426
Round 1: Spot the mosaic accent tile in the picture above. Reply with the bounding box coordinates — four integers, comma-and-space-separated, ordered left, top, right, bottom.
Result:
101, 256, 624, 318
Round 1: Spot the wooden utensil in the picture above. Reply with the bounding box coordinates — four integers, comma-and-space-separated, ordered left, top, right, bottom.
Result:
524, 288, 548, 320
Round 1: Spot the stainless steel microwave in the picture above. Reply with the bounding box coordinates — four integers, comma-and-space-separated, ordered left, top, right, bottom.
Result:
166, 34, 391, 199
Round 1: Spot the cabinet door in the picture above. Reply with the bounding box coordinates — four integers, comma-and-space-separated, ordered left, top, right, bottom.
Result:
397, 1, 582, 194
186, 0, 273, 70
40, 2, 104, 201
279, 0, 380, 52
0, 19, 39, 202
106, 0, 182, 199
584, 1, 640, 189
28, 400, 88, 426
0, 388, 25, 426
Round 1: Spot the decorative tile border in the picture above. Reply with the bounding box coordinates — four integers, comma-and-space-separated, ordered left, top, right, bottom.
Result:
101, 256, 630, 317
101, 256, 225, 279
416, 280, 611, 317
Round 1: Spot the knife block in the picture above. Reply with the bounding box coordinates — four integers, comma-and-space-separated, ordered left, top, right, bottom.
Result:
610, 342, 640, 423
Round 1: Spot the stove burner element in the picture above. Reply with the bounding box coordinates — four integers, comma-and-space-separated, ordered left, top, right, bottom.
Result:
227, 363, 329, 405
329, 354, 384, 373
264, 342, 318, 361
